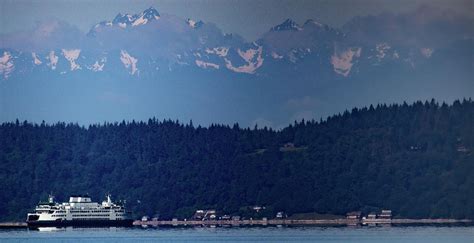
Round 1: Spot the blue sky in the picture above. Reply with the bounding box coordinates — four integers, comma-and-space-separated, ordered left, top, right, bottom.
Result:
1, 0, 472, 41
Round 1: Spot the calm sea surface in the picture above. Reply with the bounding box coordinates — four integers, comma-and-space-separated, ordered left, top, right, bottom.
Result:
0, 226, 473, 242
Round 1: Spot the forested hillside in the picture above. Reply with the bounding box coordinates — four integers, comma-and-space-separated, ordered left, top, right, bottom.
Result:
0, 99, 473, 221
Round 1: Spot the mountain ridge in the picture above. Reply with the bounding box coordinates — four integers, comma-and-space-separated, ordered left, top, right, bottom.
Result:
1, 6, 472, 79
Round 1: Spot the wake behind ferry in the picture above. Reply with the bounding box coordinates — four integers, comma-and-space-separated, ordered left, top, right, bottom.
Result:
26, 194, 133, 227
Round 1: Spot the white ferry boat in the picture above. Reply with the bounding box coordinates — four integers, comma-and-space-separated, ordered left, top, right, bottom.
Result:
26, 194, 133, 227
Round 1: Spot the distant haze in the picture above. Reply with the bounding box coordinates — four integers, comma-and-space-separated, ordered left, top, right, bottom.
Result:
0, 0, 473, 127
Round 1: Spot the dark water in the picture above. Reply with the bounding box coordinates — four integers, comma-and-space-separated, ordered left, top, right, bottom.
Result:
1, 226, 473, 242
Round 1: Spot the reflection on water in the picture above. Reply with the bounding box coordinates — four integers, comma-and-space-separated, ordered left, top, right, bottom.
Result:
0, 226, 473, 242
36, 227, 64, 232
35, 226, 120, 232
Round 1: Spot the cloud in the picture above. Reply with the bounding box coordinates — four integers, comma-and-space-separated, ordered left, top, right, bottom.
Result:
1, 19, 86, 51
251, 117, 273, 128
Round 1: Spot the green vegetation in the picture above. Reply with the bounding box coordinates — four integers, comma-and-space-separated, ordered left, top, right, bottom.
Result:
0, 99, 473, 221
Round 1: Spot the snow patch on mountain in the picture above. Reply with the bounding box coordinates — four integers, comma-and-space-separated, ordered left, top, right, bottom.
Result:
0, 52, 14, 79
195, 60, 219, 69
331, 47, 361, 77
186, 18, 203, 29
187, 19, 196, 27
132, 15, 148, 26
46, 51, 59, 70
287, 48, 312, 63
271, 51, 283, 59
62, 49, 81, 71
224, 46, 264, 74
176, 54, 189, 66
205, 47, 229, 57
94, 21, 112, 29
420, 48, 434, 58
238, 48, 258, 63
393, 51, 400, 59
305, 19, 323, 27
376, 43, 391, 60
88, 57, 106, 72
120, 50, 138, 75
288, 52, 298, 63
32, 52, 42, 65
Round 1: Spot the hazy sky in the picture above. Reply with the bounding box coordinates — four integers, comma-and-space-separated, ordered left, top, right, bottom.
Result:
1, 0, 473, 41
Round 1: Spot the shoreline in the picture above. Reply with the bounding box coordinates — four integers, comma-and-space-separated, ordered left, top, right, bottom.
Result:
1, 218, 472, 229
133, 218, 473, 227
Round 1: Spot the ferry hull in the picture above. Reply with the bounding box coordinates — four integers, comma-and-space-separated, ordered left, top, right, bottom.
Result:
27, 219, 133, 228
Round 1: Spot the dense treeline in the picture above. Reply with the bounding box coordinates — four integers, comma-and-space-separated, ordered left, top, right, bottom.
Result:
0, 99, 473, 221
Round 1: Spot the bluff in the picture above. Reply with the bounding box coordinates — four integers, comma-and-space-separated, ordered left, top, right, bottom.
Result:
0, 99, 473, 221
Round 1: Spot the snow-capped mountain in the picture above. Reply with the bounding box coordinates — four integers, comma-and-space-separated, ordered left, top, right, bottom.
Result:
3, 6, 471, 80
109, 7, 160, 28
112, 6, 160, 27
1, 6, 472, 126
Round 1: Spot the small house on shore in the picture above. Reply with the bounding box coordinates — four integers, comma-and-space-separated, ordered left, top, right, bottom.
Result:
276, 211, 287, 219
379, 210, 392, 219
346, 211, 361, 220
252, 206, 266, 213
231, 216, 241, 221
367, 213, 377, 219
193, 209, 217, 220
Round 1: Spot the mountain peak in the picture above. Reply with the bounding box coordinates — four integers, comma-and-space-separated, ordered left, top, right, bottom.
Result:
144, 6, 158, 12
110, 7, 160, 28
271, 19, 302, 31
142, 7, 160, 20
112, 13, 131, 24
